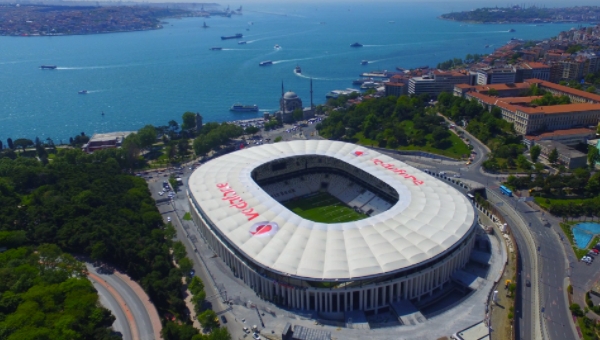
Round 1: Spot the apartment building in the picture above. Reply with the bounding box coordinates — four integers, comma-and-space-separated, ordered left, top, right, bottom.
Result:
476, 67, 517, 85
407, 70, 475, 96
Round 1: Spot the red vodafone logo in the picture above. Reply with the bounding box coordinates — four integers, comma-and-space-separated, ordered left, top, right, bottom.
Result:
352, 150, 368, 156
249, 221, 279, 237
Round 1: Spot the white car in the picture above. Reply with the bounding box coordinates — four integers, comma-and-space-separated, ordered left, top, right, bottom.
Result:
167, 217, 171, 222
253, 334, 261, 340
158, 191, 164, 196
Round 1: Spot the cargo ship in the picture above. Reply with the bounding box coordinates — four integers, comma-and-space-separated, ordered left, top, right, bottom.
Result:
40, 65, 57, 69
350, 42, 363, 47
230, 104, 259, 112
221, 33, 243, 40
259, 60, 273, 66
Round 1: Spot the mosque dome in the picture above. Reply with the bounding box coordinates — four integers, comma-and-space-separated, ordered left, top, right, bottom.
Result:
283, 91, 298, 99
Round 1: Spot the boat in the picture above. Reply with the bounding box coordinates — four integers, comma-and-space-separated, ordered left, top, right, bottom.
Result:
294, 65, 301, 74
352, 78, 373, 85
508, 28, 516, 32
350, 42, 363, 47
202, 22, 209, 28
40, 65, 57, 69
210, 47, 223, 50
274, 44, 281, 49
485, 44, 490, 48
359, 71, 389, 78
230, 104, 259, 112
221, 33, 243, 40
78, 90, 88, 94
259, 60, 273, 66
238, 41, 247, 45
361, 60, 369, 65
389, 21, 395, 23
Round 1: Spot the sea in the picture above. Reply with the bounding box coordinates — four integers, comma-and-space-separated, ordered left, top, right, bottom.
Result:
0, 2, 583, 142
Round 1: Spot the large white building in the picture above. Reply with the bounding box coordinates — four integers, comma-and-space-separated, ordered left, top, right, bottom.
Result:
187, 140, 477, 315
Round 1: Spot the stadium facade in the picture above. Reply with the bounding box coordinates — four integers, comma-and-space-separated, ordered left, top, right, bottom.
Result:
187, 140, 477, 315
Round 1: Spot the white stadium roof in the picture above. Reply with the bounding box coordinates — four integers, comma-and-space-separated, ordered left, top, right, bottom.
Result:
188, 140, 476, 281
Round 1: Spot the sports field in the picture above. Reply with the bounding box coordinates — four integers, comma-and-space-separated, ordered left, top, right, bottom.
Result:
282, 192, 368, 223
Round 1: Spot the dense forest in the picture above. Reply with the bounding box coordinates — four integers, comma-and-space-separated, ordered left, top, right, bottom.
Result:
0, 148, 200, 336
317, 94, 457, 150
0, 245, 119, 340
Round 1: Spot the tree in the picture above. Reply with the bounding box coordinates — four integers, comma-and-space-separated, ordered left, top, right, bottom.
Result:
530, 145, 541, 163
13, 138, 34, 153
198, 310, 219, 330
182, 112, 197, 131
487, 88, 499, 96
209, 327, 232, 340
548, 147, 559, 164
178, 257, 193, 275
137, 125, 157, 150
588, 86, 597, 94
193, 136, 211, 157
0, 140, 3, 150
588, 146, 600, 169
516, 154, 530, 170
6, 138, 13, 149
245, 126, 260, 135
292, 108, 304, 122
274, 136, 283, 143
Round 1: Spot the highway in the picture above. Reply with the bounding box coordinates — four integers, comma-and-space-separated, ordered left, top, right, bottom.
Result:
400, 120, 576, 340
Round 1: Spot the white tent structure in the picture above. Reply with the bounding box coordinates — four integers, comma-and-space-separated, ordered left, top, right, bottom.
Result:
188, 140, 477, 313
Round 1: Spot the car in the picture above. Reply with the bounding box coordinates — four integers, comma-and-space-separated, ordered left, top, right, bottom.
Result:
526, 279, 531, 287
454, 174, 461, 178
593, 249, 599, 254
466, 161, 471, 165
164, 174, 168, 177
220, 315, 227, 324
158, 191, 164, 196
253, 334, 261, 340
190, 270, 195, 277
243, 327, 250, 333
167, 217, 171, 222
439, 171, 446, 176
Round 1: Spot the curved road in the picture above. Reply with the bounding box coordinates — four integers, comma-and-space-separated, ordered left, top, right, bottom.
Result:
389, 119, 575, 340
87, 264, 159, 340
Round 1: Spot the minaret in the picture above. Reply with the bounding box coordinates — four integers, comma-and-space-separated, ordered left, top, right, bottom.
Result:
280, 81, 284, 112
310, 78, 314, 110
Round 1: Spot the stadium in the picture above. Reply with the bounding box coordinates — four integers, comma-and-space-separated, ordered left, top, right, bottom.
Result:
187, 140, 477, 316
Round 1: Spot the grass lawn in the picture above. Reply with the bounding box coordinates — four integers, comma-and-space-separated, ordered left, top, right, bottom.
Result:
282, 192, 367, 223
353, 126, 470, 160
559, 221, 600, 259
534, 197, 590, 211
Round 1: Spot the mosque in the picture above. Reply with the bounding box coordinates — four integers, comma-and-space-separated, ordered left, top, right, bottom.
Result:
276, 79, 316, 123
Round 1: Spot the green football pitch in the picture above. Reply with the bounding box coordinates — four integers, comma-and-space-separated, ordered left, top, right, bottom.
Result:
282, 192, 368, 223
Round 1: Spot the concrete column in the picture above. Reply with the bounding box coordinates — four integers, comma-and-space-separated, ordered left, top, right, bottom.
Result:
359, 289, 363, 310
350, 291, 354, 311
337, 293, 340, 313
328, 292, 332, 313
317, 292, 321, 312
345, 292, 348, 312
374, 287, 379, 313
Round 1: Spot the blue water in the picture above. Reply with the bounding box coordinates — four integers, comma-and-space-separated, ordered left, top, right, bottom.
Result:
0, 2, 579, 142
573, 223, 600, 249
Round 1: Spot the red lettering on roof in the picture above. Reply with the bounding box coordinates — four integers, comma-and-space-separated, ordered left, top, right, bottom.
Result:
216, 183, 260, 221
372, 159, 424, 186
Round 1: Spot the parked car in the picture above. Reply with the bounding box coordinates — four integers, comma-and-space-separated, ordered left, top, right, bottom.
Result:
593, 249, 599, 254
158, 191, 164, 196
526, 279, 531, 287
167, 217, 171, 222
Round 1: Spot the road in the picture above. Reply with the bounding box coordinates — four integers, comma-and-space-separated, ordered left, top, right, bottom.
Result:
401, 120, 576, 340
87, 264, 158, 340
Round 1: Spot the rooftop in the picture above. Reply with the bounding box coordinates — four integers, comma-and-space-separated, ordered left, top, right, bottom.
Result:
525, 128, 597, 141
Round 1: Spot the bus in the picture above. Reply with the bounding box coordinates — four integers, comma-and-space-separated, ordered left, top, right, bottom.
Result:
499, 185, 513, 197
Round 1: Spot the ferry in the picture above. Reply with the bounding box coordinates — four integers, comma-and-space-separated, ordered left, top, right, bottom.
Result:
230, 104, 259, 112
361, 60, 369, 65
359, 71, 389, 78
221, 33, 243, 40
508, 28, 516, 32
350, 42, 363, 47
40, 65, 57, 69
352, 78, 373, 85
274, 44, 281, 49
259, 60, 273, 66
294, 65, 301, 74
210, 47, 223, 50
238, 41, 247, 45
78, 90, 88, 94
